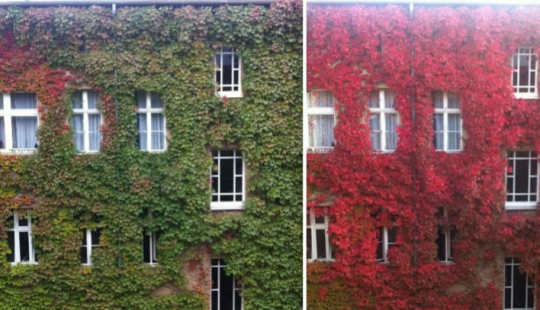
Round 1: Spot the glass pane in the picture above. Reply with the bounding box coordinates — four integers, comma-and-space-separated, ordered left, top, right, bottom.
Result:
436, 229, 446, 261
80, 246, 87, 264
369, 92, 379, 108
12, 117, 37, 149
505, 265, 512, 286
513, 266, 527, 308
212, 266, 218, 289
19, 232, 30, 262
235, 177, 242, 194
7, 231, 14, 262
235, 159, 242, 174
0, 117, 4, 149
150, 114, 164, 150
386, 114, 398, 150
222, 54, 233, 85
137, 114, 147, 150
18, 218, 28, 226
88, 114, 101, 151
11, 93, 37, 109
211, 291, 218, 310
143, 234, 150, 263
150, 93, 164, 108
433, 91, 444, 109
220, 267, 234, 310
72, 91, 83, 109
384, 90, 395, 108
87, 91, 99, 109
310, 92, 334, 108
316, 229, 327, 259
515, 159, 530, 193
91, 229, 101, 246
136, 91, 146, 109
234, 288, 242, 310
220, 158, 234, 194
220, 195, 234, 202
447, 93, 460, 108
315, 215, 325, 224
307, 228, 312, 260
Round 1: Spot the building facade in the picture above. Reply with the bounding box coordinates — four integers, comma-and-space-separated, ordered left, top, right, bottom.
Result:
0, 1, 302, 309
307, 2, 540, 309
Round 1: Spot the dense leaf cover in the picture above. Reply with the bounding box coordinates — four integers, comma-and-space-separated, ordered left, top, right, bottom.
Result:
0, 1, 302, 309
307, 4, 540, 309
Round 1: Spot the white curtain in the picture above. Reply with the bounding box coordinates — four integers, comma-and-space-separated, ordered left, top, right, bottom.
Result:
384, 90, 396, 108
370, 114, 381, 150
73, 114, 84, 151
151, 114, 164, 150
309, 115, 334, 147
72, 91, 83, 109
137, 114, 147, 150
87, 91, 98, 109
136, 91, 146, 108
12, 117, 37, 149
310, 92, 334, 108
369, 92, 379, 108
0, 117, 4, 149
88, 114, 101, 151
386, 114, 398, 150
433, 114, 444, 150
11, 93, 36, 109
448, 114, 461, 150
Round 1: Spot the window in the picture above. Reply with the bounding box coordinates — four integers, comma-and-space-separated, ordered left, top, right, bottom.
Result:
436, 226, 456, 263
307, 91, 335, 152
7, 213, 36, 265
504, 258, 535, 310
136, 92, 165, 151
215, 47, 242, 98
369, 90, 398, 152
506, 151, 538, 210
211, 259, 242, 310
433, 91, 462, 151
143, 231, 159, 264
81, 228, 101, 266
512, 48, 538, 99
211, 150, 245, 210
72, 91, 102, 153
376, 226, 397, 263
0, 93, 38, 152
306, 210, 334, 261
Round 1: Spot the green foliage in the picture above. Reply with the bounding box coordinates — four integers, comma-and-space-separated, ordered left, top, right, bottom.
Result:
0, 1, 302, 309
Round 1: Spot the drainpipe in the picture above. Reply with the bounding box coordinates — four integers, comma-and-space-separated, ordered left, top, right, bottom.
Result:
409, 2, 419, 285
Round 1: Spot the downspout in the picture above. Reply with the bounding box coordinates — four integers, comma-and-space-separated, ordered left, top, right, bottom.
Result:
409, 2, 418, 285
112, 3, 122, 272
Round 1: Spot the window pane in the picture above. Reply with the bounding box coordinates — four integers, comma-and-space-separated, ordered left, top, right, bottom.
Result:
234, 285, 242, 310
436, 228, 446, 261
235, 159, 242, 174
386, 114, 398, 150
384, 90, 395, 108
151, 114, 165, 150
143, 234, 150, 263
220, 267, 234, 310
447, 93, 460, 109
73, 114, 84, 151
309, 115, 334, 147
87, 91, 98, 109
88, 114, 101, 151
513, 267, 527, 308
0, 117, 4, 149
369, 92, 379, 108
222, 54, 233, 85
310, 91, 334, 108
211, 291, 218, 310
235, 177, 242, 194
136, 91, 147, 109
316, 229, 327, 259
80, 246, 87, 264
11, 93, 37, 109
7, 231, 14, 262
72, 91, 83, 109
19, 232, 30, 262
515, 159, 530, 193
220, 158, 234, 194
150, 93, 164, 109
433, 91, 444, 109
12, 117, 37, 149
307, 228, 312, 260
91, 229, 101, 246
18, 218, 28, 226
137, 114, 147, 150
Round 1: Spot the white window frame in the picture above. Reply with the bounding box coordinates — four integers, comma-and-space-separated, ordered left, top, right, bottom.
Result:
210, 150, 245, 210
505, 151, 539, 210
81, 228, 101, 266
504, 257, 535, 310
433, 91, 462, 152
306, 91, 336, 153
437, 226, 456, 264
72, 91, 102, 153
8, 213, 36, 265
0, 93, 39, 154
143, 231, 158, 265
307, 210, 334, 262
512, 48, 538, 99
211, 259, 243, 310
369, 90, 399, 153
137, 92, 166, 152
376, 226, 397, 263
215, 47, 242, 98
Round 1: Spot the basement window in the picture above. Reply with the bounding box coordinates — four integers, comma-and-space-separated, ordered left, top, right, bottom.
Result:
211, 259, 242, 310
433, 91, 462, 152
376, 226, 397, 263
506, 151, 539, 210
72, 91, 102, 153
307, 91, 335, 152
215, 47, 242, 98
0, 93, 39, 153
504, 258, 534, 310
512, 48, 538, 99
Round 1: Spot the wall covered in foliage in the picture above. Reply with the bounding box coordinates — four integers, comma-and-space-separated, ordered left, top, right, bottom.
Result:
0, 1, 302, 309
308, 4, 540, 309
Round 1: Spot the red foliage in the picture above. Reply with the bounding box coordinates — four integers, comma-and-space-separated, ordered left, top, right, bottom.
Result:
308, 4, 540, 309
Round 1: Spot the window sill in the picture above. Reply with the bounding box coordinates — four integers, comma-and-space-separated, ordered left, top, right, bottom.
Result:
218, 91, 243, 98
372, 150, 396, 154
505, 202, 537, 210
140, 149, 166, 153
211, 202, 244, 211
307, 259, 335, 263
307, 147, 333, 153
76, 151, 100, 155
146, 263, 159, 267
440, 260, 455, 265
514, 93, 538, 100
435, 149, 462, 153
0, 149, 37, 155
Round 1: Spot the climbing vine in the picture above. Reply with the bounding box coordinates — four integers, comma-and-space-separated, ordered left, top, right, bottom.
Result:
308, 4, 540, 309
0, 1, 302, 309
